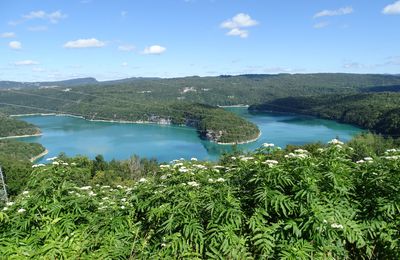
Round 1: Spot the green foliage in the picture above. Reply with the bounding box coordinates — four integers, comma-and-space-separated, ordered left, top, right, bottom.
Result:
0, 114, 39, 137
250, 92, 400, 137
1, 141, 400, 258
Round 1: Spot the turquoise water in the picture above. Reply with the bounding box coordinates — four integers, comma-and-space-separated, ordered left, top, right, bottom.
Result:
18, 108, 362, 163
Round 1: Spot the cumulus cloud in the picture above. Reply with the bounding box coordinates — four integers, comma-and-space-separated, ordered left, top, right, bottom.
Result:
143, 45, 166, 55
1, 32, 16, 38
226, 28, 248, 38
220, 13, 258, 38
382, 1, 400, 15
64, 38, 105, 48
14, 60, 39, 66
118, 44, 135, 51
9, 41, 22, 50
313, 22, 330, 29
314, 7, 353, 18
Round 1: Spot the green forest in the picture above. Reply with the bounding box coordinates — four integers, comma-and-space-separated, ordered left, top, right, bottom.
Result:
249, 92, 400, 137
1, 135, 399, 258
0, 114, 40, 138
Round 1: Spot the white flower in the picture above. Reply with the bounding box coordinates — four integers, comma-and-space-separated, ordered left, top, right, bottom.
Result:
71, 162, 77, 166
179, 167, 189, 173
98, 206, 108, 210
139, 178, 147, 183
216, 178, 225, 182
187, 181, 200, 187
285, 153, 308, 159
328, 139, 344, 145
160, 164, 170, 168
68, 191, 75, 194
88, 191, 97, 197
52, 161, 60, 165
6, 202, 15, 206
22, 191, 29, 195
102, 197, 109, 200
262, 143, 275, 147
46, 156, 58, 161
208, 178, 214, 183
191, 157, 198, 161
101, 185, 110, 189
62, 162, 69, 166
2, 207, 8, 211
32, 164, 45, 168
121, 198, 127, 202
17, 208, 26, 213
231, 156, 237, 160
79, 186, 92, 190
356, 160, 365, 164
161, 243, 167, 247
121, 206, 126, 209
323, 219, 328, 224
173, 162, 184, 167
384, 155, 400, 160
193, 164, 207, 169
240, 156, 254, 161
116, 185, 123, 189
294, 149, 308, 154
364, 157, 373, 161
331, 223, 344, 229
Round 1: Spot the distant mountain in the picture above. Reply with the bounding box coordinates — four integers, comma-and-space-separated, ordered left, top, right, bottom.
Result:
0, 77, 98, 89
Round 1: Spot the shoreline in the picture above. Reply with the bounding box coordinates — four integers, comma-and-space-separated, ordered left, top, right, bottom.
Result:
218, 104, 249, 108
0, 133, 42, 140
216, 130, 262, 145
10, 112, 260, 145
30, 149, 49, 162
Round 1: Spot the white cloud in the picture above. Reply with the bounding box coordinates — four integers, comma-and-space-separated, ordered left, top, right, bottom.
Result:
1, 32, 16, 38
383, 1, 400, 15
28, 26, 48, 31
221, 13, 258, 29
314, 7, 353, 18
143, 45, 166, 55
14, 60, 39, 66
121, 62, 128, 67
23, 10, 67, 23
226, 28, 249, 38
64, 38, 106, 48
118, 44, 135, 51
9, 41, 22, 50
221, 13, 258, 38
313, 22, 330, 29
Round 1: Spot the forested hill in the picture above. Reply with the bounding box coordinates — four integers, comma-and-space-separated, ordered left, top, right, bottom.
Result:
2, 73, 400, 105
0, 77, 97, 90
0, 114, 40, 138
249, 92, 400, 136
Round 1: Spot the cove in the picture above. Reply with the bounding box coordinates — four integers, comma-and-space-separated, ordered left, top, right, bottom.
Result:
17, 108, 362, 163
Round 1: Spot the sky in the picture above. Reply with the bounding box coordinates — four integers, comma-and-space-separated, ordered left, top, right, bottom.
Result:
0, 0, 399, 81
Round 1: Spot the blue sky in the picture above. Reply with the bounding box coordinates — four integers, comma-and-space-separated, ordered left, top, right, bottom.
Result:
0, 0, 399, 81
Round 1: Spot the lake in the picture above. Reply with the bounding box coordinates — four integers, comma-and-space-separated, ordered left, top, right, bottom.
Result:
17, 107, 362, 163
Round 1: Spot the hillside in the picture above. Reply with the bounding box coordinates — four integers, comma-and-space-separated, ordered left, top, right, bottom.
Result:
249, 92, 400, 137
0, 77, 98, 90
1, 140, 399, 258
0, 114, 40, 138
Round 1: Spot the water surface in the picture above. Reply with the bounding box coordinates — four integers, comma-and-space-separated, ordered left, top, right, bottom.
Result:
18, 108, 362, 163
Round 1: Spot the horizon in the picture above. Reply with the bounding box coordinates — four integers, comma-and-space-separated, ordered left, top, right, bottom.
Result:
1, 0, 399, 81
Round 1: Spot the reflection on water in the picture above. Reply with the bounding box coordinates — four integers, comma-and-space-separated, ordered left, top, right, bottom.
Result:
18, 108, 362, 163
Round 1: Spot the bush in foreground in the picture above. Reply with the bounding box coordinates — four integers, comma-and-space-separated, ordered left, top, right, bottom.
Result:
1, 140, 399, 259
